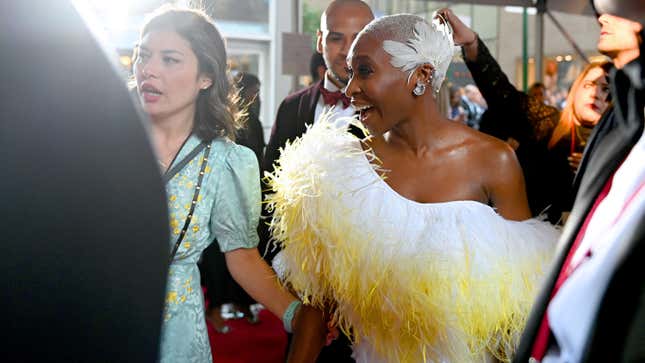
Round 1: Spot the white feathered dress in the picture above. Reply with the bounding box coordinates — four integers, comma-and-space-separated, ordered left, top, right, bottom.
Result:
266, 116, 559, 363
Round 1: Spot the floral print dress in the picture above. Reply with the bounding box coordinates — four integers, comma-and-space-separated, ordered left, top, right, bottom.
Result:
159, 135, 260, 363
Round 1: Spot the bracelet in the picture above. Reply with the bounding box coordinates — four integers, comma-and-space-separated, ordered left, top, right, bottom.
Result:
282, 300, 302, 333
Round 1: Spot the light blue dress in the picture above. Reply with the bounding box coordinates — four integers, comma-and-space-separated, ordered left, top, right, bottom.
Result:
159, 135, 260, 363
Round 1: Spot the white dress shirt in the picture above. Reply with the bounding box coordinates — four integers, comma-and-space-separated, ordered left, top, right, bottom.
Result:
313, 74, 356, 126
543, 127, 645, 363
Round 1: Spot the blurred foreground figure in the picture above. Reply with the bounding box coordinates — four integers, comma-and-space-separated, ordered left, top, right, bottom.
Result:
513, 0, 645, 361
0, 1, 169, 361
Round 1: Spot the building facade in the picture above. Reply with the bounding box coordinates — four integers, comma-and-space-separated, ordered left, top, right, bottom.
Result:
81, 0, 601, 139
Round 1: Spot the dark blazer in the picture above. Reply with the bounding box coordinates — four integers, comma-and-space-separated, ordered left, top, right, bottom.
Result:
513, 58, 645, 363
263, 80, 322, 174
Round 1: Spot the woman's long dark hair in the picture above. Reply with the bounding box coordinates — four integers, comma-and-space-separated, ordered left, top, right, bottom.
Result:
136, 6, 243, 141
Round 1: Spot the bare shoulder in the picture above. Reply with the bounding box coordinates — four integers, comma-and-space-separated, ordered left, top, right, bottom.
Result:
474, 130, 517, 167
452, 125, 530, 219
449, 123, 520, 172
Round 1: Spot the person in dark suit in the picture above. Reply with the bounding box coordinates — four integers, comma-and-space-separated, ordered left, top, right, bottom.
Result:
511, 1, 645, 362
261, 0, 374, 265
261, 1, 374, 362
0, 1, 169, 361
261, 0, 374, 261
263, 0, 374, 176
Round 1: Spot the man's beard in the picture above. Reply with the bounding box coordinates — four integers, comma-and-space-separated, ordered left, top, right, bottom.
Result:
328, 68, 348, 86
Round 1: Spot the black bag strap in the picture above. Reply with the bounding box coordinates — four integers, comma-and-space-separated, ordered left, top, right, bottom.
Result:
168, 142, 212, 264
163, 141, 208, 185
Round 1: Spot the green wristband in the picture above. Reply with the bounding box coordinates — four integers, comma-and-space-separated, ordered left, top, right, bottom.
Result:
282, 300, 302, 333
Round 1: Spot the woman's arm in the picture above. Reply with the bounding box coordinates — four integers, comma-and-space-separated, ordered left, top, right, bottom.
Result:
486, 143, 532, 221
217, 146, 327, 361
439, 8, 523, 110
440, 8, 560, 146
225, 248, 327, 362
287, 305, 329, 362
225, 248, 293, 319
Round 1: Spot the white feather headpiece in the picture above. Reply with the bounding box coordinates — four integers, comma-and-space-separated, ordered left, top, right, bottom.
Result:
382, 13, 454, 94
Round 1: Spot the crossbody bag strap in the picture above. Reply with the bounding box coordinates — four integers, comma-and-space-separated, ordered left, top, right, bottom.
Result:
168, 142, 212, 264
163, 141, 208, 185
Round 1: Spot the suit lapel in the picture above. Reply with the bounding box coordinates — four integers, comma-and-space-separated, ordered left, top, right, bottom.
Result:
306, 80, 322, 126
293, 80, 321, 138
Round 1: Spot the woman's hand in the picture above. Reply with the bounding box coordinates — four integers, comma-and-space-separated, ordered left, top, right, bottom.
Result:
325, 320, 340, 346
436, 8, 477, 46
568, 152, 583, 172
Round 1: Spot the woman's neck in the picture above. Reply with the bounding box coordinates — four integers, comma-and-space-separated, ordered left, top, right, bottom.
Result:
387, 97, 445, 155
150, 109, 195, 168
151, 107, 195, 143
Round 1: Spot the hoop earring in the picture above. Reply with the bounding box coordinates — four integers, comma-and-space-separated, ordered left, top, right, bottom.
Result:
413, 82, 426, 96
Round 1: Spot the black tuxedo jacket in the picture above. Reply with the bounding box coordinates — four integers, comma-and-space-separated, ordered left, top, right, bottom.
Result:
263, 80, 364, 177
513, 58, 645, 363
263, 80, 322, 174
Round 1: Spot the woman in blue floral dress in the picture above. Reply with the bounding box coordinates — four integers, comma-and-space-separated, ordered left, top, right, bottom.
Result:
132, 7, 324, 362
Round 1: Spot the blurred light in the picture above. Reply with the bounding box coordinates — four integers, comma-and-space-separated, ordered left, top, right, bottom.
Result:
589, 55, 611, 63
564, 55, 573, 62
105, 0, 130, 30
75, 0, 130, 31
120, 55, 132, 67
504, 6, 537, 15
556, 55, 563, 62
529, 57, 535, 63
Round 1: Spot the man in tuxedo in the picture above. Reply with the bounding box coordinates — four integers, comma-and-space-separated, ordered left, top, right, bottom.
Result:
513, 1, 644, 362
263, 0, 374, 176
261, 1, 373, 361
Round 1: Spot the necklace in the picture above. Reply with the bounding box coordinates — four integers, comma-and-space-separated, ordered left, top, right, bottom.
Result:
158, 134, 191, 171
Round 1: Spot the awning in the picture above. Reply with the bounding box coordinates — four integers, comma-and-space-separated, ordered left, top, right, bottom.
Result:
430, 0, 595, 15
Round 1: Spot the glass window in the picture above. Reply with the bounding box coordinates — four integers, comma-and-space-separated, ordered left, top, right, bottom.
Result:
228, 53, 261, 77
201, 0, 270, 35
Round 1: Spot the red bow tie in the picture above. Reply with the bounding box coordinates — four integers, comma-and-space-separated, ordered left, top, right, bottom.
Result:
319, 83, 351, 109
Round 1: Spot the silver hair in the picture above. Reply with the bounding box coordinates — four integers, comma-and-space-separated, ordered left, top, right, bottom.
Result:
358, 13, 454, 94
